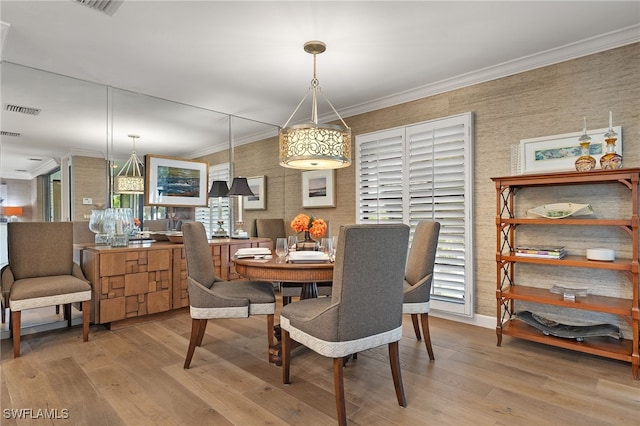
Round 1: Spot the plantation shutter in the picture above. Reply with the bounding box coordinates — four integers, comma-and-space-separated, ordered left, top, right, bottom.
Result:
356, 112, 473, 317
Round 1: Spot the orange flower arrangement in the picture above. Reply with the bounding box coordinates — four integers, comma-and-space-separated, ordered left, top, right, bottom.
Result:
290, 213, 327, 239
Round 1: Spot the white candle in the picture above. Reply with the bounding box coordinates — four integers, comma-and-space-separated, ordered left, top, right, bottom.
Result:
609, 111, 613, 129
582, 116, 587, 133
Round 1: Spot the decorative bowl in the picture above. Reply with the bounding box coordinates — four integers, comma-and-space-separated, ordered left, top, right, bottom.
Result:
527, 203, 593, 219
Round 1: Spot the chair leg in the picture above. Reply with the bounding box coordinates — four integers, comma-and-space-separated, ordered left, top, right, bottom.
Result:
282, 296, 291, 306
82, 300, 90, 342
420, 313, 435, 360
195, 318, 208, 347
64, 303, 72, 328
411, 313, 421, 340
12, 310, 21, 358
333, 357, 348, 426
388, 341, 407, 407
184, 318, 205, 369
266, 313, 274, 361
282, 329, 291, 384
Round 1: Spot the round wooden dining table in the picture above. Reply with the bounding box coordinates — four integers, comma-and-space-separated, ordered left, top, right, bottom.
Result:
233, 256, 334, 364
233, 256, 333, 299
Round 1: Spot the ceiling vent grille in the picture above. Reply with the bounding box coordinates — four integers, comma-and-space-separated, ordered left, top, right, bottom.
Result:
5, 104, 41, 116
73, 0, 124, 16
1, 131, 21, 137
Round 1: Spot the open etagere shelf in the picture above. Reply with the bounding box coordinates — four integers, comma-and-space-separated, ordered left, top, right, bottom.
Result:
491, 168, 639, 379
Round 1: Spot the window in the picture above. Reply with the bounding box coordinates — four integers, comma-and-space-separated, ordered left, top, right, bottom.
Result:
195, 163, 230, 237
356, 112, 474, 317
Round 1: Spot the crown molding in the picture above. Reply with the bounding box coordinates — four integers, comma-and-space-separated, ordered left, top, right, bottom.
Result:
336, 25, 640, 122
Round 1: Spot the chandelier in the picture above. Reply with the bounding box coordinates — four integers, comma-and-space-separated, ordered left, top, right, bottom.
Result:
279, 41, 351, 169
114, 134, 145, 194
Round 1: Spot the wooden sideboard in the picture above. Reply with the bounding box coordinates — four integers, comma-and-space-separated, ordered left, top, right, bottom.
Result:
79, 237, 272, 324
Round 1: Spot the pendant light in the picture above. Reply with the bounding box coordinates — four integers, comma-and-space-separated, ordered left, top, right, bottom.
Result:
279, 41, 351, 169
114, 134, 145, 194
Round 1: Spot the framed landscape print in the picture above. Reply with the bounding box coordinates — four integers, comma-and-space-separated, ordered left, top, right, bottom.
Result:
244, 175, 266, 210
145, 155, 209, 207
302, 169, 335, 208
519, 126, 622, 174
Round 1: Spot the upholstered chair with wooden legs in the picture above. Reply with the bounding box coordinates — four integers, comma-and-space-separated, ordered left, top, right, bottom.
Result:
281, 224, 410, 426
2, 222, 91, 357
403, 220, 440, 360
181, 222, 276, 369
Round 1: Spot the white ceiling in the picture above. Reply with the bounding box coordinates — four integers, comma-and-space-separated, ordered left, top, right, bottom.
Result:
1, 1, 639, 179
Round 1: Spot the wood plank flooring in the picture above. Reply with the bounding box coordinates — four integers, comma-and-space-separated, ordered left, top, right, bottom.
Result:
1, 300, 639, 425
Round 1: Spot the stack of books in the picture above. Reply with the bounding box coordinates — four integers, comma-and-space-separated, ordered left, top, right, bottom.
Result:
515, 245, 565, 259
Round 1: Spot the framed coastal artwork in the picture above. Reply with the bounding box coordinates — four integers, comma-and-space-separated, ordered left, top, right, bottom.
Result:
519, 126, 622, 174
244, 175, 266, 210
302, 169, 335, 208
145, 155, 209, 207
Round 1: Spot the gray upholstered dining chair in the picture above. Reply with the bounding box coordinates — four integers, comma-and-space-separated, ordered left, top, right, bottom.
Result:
2, 222, 92, 357
181, 221, 276, 368
403, 220, 440, 360
280, 224, 410, 426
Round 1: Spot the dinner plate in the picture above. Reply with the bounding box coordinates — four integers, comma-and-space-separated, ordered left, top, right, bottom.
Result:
288, 252, 330, 263
235, 248, 271, 257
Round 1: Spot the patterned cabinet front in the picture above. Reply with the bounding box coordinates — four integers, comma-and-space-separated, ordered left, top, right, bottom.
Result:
84, 247, 172, 323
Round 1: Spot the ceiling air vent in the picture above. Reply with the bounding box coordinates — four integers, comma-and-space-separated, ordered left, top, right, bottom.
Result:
0, 131, 20, 137
74, 0, 124, 16
4, 104, 41, 116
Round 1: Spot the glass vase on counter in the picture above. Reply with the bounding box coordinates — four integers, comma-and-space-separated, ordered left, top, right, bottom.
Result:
89, 209, 110, 245
102, 208, 134, 247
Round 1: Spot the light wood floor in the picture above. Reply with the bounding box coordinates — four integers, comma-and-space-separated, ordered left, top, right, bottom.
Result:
1, 300, 639, 425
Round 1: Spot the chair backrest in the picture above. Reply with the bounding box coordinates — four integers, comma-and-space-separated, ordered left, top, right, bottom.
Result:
255, 219, 286, 246
8, 222, 74, 280
181, 221, 216, 288
143, 219, 169, 232
331, 224, 410, 341
72, 220, 95, 244
405, 221, 440, 293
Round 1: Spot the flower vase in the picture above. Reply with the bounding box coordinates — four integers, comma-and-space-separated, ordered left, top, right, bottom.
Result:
297, 230, 318, 251
599, 133, 622, 170
574, 141, 595, 172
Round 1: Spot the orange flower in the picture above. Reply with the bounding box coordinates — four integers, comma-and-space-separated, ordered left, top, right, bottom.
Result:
290, 213, 327, 238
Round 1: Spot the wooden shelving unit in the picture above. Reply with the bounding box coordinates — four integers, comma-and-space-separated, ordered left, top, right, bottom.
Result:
491, 168, 639, 379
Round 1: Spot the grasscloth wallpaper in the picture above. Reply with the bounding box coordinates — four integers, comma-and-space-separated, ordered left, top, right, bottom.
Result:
200, 43, 640, 320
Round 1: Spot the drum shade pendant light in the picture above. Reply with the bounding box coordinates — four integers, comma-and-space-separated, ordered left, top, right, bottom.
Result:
279, 41, 351, 169
114, 134, 145, 194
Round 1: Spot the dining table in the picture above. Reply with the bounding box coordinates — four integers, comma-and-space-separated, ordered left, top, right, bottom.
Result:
233, 255, 334, 364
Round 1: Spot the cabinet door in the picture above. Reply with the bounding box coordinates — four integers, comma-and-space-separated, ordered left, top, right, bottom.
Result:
98, 248, 172, 323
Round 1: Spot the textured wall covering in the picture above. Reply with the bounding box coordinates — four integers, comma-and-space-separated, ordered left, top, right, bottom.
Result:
201, 43, 640, 318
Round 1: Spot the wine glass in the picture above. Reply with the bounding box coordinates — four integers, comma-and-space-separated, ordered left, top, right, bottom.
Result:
275, 238, 289, 260
288, 235, 298, 252
320, 237, 333, 259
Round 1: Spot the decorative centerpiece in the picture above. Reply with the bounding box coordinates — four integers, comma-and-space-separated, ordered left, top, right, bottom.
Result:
290, 213, 327, 250
599, 111, 622, 170
574, 117, 595, 172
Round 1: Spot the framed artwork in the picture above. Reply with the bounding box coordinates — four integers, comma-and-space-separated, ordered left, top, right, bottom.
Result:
145, 154, 209, 207
302, 169, 335, 208
244, 175, 266, 210
519, 126, 622, 174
